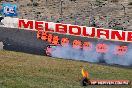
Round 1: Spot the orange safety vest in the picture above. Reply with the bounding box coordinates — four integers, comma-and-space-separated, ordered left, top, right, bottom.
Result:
72, 40, 82, 49
96, 44, 108, 53
37, 31, 41, 39
83, 42, 92, 51
61, 38, 69, 46
115, 46, 127, 55
41, 32, 47, 41
52, 36, 59, 45
47, 34, 53, 43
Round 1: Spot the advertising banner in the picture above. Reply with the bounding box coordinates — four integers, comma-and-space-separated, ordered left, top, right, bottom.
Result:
1, 3, 17, 17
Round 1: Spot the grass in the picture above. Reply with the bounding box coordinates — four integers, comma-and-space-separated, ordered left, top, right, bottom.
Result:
0, 50, 132, 88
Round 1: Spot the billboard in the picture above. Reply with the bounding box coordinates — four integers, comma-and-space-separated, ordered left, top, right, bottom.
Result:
1, 3, 17, 17
18, 19, 132, 42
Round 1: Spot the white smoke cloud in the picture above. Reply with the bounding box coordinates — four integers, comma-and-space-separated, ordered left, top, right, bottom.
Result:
51, 43, 132, 66
104, 43, 132, 66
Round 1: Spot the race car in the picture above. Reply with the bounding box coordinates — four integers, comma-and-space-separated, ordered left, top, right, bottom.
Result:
45, 44, 61, 56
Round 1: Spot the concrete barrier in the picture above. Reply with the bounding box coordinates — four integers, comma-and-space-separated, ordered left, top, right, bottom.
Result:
1, 17, 18, 28
0, 41, 4, 50
0, 27, 49, 55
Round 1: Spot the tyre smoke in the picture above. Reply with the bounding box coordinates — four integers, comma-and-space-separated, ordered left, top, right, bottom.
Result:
51, 43, 132, 66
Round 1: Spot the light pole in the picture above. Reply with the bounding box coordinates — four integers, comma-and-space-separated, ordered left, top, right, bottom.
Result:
46, 0, 47, 7
60, 0, 63, 22
89, 2, 93, 26
121, 4, 126, 16
16, 0, 19, 18
74, 2, 78, 25
32, 0, 35, 20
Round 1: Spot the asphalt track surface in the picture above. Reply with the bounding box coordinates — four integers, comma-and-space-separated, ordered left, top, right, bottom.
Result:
0, 27, 132, 67
0, 27, 130, 55
0, 27, 48, 55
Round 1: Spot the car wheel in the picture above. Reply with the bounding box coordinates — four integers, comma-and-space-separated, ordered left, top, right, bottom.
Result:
46, 52, 51, 57
81, 77, 90, 86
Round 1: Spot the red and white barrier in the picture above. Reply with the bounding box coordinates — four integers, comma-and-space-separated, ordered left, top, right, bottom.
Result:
1, 17, 132, 42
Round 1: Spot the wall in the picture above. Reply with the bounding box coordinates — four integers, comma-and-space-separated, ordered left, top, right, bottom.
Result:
0, 27, 49, 55
0, 27, 129, 55
0, 41, 4, 50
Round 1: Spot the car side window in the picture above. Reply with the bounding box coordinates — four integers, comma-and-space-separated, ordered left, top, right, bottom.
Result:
51, 46, 56, 48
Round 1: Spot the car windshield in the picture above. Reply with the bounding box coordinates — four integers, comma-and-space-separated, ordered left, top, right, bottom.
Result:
50, 46, 57, 48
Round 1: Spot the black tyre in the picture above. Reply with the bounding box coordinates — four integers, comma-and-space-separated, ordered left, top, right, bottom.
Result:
80, 77, 91, 86
46, 52, 51, 57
